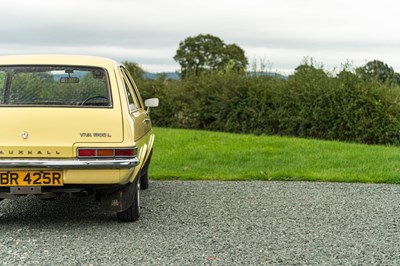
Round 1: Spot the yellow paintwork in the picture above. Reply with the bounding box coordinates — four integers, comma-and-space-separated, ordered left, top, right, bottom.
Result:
0, 55, 155, 185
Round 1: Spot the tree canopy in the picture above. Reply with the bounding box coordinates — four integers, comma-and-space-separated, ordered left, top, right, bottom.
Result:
355, 60, 400, 85
122, 61, 145, 80
173, 34, 248, 77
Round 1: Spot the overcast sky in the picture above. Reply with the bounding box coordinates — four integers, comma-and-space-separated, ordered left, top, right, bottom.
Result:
1, 0, 399, 74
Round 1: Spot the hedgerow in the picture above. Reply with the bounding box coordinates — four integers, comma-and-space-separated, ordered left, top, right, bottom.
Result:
137, 64, 400, 145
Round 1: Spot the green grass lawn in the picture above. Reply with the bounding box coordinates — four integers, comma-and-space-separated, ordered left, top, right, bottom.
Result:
150, 127, 400, 183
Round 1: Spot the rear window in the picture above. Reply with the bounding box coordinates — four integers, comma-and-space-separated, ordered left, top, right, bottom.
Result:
0, 65, 111, 107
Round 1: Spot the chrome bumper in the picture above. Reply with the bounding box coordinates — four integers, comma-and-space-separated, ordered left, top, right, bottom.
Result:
0, 158, 139, 169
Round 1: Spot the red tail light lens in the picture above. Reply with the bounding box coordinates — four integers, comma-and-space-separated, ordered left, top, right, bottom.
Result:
78, 149, 97, 157
115, 149, 136, 157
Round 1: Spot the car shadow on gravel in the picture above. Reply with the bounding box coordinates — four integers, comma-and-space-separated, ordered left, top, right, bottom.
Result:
0, 194, 117, 225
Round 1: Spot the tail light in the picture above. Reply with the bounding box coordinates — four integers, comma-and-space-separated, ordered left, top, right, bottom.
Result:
77, 147, 138, 158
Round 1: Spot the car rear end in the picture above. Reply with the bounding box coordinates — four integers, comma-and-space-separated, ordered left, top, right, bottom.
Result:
0, 56, 146, 220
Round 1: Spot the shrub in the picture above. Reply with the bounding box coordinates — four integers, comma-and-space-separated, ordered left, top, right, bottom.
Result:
138, 66, 400, 145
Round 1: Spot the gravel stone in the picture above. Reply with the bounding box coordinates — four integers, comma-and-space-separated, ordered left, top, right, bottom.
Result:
1, 181, 400, 265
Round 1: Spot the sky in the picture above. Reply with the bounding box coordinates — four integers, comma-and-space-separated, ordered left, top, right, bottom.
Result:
0, 0, 399, 74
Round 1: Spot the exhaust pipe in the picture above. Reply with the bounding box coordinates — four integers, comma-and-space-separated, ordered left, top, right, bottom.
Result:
80, 190, 90, 197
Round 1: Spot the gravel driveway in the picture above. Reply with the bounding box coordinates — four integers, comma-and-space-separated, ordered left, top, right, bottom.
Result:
1, 181, 400, 265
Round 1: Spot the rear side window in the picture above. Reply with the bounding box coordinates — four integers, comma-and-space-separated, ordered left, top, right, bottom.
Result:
122, 77, 138, 112
121, 67, 144, 109
0, 72, 5, 103
0, 65, 111, 107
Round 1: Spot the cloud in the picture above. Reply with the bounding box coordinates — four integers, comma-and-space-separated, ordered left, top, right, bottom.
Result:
1, 0, 400, 72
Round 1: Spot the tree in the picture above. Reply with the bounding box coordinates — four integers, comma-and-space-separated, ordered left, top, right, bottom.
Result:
355, 60, 400, 85
224, 44, 248, 71
173, 34, 248, 77
122, 61, 145, 79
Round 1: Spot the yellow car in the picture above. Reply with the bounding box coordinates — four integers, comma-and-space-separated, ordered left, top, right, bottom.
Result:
0, 55, 158, 222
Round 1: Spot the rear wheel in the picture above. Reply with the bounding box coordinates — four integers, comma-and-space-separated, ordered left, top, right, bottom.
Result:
116, 179, 140, 222
140, 171, 149, 190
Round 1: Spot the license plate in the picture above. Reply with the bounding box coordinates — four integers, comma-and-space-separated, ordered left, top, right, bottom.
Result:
0, 171, 63, 186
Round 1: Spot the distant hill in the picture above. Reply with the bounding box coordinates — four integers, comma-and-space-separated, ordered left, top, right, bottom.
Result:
248, 71, 288, 80
143, 72, 180, 80
143, 71, 287, 80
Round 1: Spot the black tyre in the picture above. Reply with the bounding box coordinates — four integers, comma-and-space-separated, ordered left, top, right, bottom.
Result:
140, 150, 153, 190
116, 179, 140, 222
140, 171, 149, 190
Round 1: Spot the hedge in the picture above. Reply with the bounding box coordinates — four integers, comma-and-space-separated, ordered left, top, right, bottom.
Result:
137, 65, 400, 145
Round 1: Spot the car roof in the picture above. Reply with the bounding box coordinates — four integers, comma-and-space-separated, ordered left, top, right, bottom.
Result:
0, 55, 120, 68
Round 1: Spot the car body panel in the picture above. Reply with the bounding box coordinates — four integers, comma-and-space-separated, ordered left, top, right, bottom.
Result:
0, 55, 156, 191
0, 108, 124, 158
